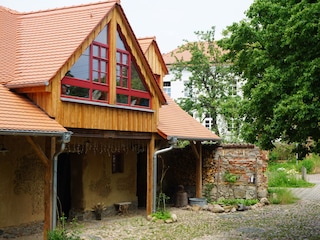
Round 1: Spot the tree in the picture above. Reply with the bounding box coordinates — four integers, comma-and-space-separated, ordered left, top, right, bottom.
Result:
218, 0, 320, 152
171, 27, 244, 141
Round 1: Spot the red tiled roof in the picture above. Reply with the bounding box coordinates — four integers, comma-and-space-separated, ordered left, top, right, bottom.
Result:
0, 85, 67, 135
1, 1, 119, 88
137, 37, 155, 53
158, 93, 220, 141
138, 37, 168, 75
162, 41, 226, 65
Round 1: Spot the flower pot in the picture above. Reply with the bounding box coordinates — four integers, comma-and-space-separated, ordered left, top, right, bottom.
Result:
95, 212, 102, 220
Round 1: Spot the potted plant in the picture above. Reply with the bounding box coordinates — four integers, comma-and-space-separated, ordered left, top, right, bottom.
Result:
92, 202, 105, 220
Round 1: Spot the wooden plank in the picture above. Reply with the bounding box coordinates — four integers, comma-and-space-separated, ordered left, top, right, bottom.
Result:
43, 137, 55, 240
191, 141, 202, 198
25, 136, 49, 167
146, 134, 155, 215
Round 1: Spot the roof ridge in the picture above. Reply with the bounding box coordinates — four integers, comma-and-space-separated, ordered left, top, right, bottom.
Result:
0, 6, 20, 14
7, 0, 119, 15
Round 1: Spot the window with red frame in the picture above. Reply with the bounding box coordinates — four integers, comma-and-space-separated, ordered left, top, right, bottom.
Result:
61, 26, 109, 102
61, 25, 151, 109
115, 30, 151, 108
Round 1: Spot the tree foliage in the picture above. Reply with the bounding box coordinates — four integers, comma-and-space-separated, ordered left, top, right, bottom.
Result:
171, 27, 244, 141
218, 0, 320, 151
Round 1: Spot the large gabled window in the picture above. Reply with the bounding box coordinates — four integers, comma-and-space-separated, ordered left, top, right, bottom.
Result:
61, 25, 152, 109
115, 29, 151, 108
62, 26, 109, 102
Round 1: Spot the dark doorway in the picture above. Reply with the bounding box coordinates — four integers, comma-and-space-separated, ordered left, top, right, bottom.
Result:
57, 153, 71, 218
136, 152, 147, 208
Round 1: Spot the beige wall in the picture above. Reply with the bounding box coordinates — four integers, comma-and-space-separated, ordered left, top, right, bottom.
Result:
0, 135, 142, 229
82, 149, 137, 210
0, 135, 45, 227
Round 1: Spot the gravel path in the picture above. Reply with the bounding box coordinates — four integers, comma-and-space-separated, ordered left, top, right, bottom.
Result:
3, 174, 320, 240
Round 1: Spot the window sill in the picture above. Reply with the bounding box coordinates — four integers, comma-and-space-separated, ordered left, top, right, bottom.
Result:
60, 97, 155, 113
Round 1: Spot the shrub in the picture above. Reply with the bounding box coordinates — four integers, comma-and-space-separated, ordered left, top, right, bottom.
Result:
267, 166, 314, 188
47, 215, 81, 240
269, 142, 295, 162
297, 159, 314, 174
151, 211, 171, 221
214, 198, 259, 206
268, 188, 299, 204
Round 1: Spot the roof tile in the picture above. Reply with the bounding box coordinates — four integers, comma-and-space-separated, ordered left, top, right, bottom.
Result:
0, 85, 67, 134
158, 93, 220, 141
1, 1, 118, 88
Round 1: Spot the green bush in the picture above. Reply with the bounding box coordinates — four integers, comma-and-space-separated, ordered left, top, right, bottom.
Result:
269, 142, 295, 162
214, 198, 259, 206
297, 159, 314, 174
47, 215, 81, 240
267, 167, 314, 188
268, 188, 299, 204
151, 211, 171, 221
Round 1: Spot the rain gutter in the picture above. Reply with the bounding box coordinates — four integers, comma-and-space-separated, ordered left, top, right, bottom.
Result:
52, 131, 72, 229
152, 137, 177, 213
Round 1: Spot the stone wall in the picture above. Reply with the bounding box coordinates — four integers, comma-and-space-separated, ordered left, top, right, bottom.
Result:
160, 143, 268, 202
204, 144, 268, 200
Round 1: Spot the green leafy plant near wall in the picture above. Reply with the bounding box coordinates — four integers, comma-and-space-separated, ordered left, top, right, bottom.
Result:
224, 171, 237, 183
47, 214, 81, 240
204, 183, 215, 203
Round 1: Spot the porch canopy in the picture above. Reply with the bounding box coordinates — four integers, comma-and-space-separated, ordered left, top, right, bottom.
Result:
157, 94, 220, 198
157, 94, 220, 142
0, 85, 69, 137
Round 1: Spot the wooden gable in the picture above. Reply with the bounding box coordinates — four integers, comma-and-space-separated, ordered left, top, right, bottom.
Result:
138, 37, 168, 88
24, 3, 165, 134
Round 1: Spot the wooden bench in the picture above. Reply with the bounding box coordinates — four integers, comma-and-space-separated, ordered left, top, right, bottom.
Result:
114, 202, 131, 215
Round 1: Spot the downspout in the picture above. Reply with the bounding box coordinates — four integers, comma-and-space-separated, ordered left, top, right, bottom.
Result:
52, 132, 72, 229
152, 137, 177, 213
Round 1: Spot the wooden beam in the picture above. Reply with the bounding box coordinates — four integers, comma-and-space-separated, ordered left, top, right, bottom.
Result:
25, 136, 49, 168
43, 137, 55, 239
146, 134, 155, 215
191, 141, 202, 198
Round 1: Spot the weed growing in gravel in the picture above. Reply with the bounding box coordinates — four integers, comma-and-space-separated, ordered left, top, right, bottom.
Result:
214, 198, 259, 206
268, 188, 299, 204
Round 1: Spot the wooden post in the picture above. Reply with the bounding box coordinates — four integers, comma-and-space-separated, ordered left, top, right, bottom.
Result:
191, 141, 202, 198
43, 137, 55, 239
146, 134, 155, 215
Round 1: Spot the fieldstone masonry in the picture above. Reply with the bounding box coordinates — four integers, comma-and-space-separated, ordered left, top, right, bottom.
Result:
204, 144, 268, 200
162, 143, 268, 201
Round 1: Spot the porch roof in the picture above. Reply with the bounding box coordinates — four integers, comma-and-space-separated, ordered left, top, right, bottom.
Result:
157, 93, 221, 142
0, 85, 68, 136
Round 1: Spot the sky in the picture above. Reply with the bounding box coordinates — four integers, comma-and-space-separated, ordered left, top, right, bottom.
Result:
0, 0, 254, 53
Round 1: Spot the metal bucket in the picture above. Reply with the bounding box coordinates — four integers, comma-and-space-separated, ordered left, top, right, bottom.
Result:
189, 198, 207, 206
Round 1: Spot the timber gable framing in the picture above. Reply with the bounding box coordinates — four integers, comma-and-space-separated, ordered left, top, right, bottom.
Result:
23, 3, 165, 133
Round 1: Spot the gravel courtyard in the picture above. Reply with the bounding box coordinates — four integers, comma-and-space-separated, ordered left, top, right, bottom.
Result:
4, 175, 320, 240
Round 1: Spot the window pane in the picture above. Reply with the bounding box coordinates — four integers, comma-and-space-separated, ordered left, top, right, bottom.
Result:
93, 59, 99, 71
122, 67, 128, 77
131, 62, 146, 91
95, 25, 108, 44
116, 52, 121, 62
112, 153, 124, 173
122, 77, 128, 88
101, 74, 107, 84
116, 94, 128, 104
93, 45, 99, 57
93, 71, 99, 82
101, 47, 107, 59
130, 96, 150, 107
92, 90, 108, 101
68, 47, 90, 80
116, 31, 126, 50
123, 54, 128, 65
68, 86, 89, 98
101, 61, 106, 72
